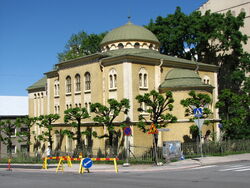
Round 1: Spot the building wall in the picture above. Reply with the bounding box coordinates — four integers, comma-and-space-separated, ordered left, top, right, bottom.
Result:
28, 57, 219, 156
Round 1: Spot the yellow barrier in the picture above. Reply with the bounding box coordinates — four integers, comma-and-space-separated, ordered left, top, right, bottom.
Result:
42, 156, 72, 170
43, 156, 119, 174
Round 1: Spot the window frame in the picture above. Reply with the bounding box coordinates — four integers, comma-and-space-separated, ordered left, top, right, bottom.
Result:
66, 76, 72, 94
84, 72, 91, 92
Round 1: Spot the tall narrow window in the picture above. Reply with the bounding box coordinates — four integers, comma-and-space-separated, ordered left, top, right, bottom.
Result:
66, 76, 71, 93
143, 74, 147, 87
85, 72, 91, 91
114, 74, 117, 88
139, 68, 148, 89
75, 74, 81, 92
139, 73, 142, 87
109, 69, 117, 90
110, 75, 113, 88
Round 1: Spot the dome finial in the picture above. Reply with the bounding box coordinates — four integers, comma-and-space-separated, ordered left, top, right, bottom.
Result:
127, 15, 132, 24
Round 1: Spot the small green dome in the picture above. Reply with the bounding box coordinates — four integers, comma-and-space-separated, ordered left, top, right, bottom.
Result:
159, 68, 213, 92
100, 21, 160, 46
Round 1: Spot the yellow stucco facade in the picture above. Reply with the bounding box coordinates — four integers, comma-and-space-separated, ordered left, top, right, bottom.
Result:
27, 22, 220, 156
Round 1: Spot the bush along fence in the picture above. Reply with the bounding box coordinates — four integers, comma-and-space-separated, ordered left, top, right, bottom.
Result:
1, 140, 250, 163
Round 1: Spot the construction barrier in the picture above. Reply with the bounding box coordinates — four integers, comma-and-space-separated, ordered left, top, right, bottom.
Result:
42, 156, 119, 174
42, 156, 72, 170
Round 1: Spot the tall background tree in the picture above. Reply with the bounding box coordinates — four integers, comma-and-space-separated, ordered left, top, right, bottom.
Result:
147, 7, 250, 140
58, 31, 106, 62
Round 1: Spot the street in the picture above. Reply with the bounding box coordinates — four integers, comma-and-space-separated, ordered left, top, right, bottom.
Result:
0, 161, 249, 188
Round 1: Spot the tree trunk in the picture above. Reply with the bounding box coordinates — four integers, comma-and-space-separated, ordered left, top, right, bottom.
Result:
48, 129, 53, 149
109, 131, 114, 157
77, 120, 83, 151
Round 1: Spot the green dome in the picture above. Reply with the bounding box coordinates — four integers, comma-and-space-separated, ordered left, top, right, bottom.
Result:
159, 68, 213, 92
100, 21, 160, 46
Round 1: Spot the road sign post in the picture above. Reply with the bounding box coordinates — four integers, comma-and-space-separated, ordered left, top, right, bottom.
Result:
193, 108, 204, 158
123, 127, 132, 167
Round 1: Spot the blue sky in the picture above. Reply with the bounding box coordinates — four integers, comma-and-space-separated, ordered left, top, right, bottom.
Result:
0, 0, 207, 96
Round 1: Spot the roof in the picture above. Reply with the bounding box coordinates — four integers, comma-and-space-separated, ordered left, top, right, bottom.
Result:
0, 96, 28, 116
102, 48, 218, 69
100, 21, 160, 46
159, 68, 214, 92
27, 76, 47, 91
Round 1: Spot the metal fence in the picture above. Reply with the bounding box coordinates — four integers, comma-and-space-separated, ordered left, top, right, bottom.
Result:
1, 140, 250, 163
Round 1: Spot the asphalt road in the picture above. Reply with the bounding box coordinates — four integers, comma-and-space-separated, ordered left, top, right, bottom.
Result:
0, 161, 250, 188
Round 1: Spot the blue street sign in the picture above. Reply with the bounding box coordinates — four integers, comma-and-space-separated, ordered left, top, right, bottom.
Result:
124, 127, 132, 136
193, 108, 203, 117
82, 158, 93, 169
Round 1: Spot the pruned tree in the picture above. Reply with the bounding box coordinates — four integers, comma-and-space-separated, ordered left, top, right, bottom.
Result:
90, 99, 130, 155
15, 116, 38, 153
37, 114, 60, 149
180, 91, 212, 141
64, 107, 90, 152
135, 90, 177, 163
0, 119, 17, 157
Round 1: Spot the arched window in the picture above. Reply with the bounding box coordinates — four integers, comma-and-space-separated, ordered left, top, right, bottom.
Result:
139, 68, 148, 89
109, 69, 117, 90
203, 75, 210, 85
106, 46, 110, 51
149, 44, 153, 49
75, 74, 81, 92
118, 43, 124, 49
66, 76, 71, 93
84, 72, 91, 91
54, 79, 59, 96
134, 42, 140, 48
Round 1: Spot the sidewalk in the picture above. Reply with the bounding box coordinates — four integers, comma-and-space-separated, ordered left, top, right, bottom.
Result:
2, 153, 250, 173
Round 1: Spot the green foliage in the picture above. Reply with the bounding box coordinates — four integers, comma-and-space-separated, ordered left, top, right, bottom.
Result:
0, 119, 16, 157
148, 7, 249, 93
180, 91, 212, 140
37, 114, 60, 148
216, 89, 250, 139
15, 116, 38, 152
90, 98, 130, 146
64, 107, 90, 150
58, 31, 106, 62
180, 90, 212, 119
135, 90, 177, 133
